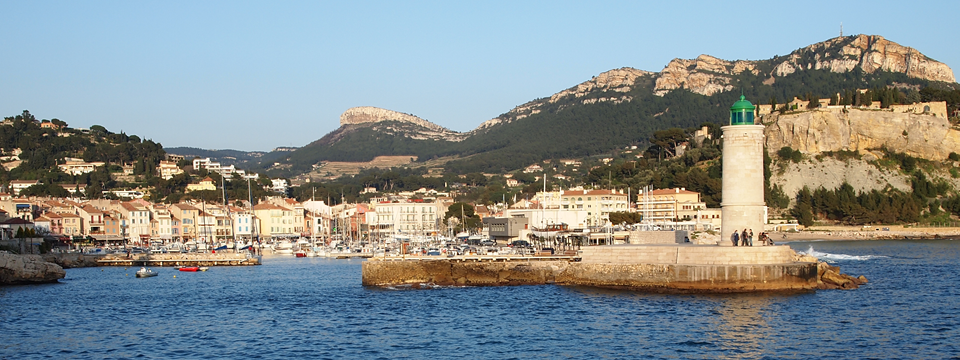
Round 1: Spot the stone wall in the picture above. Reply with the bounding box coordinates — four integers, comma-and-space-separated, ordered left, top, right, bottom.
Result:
626, 230, 687, 244
579, 245, 797, 265
557, 262, 817, 293
361, 257, 817, 293
362, 259, 569, 287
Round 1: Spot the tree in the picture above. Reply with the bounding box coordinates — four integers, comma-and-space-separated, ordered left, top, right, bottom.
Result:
444, 202, 482, 233
650, 128, 687, 159
808, 94, 820, 109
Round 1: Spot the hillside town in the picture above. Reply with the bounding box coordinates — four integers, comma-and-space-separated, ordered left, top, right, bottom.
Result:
0, 179, 726, 253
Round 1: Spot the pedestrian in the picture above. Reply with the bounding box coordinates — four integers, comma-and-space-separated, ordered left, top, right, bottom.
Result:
748, 229, 754, 246
742, 228, 749, 246
732, 230, 740, 246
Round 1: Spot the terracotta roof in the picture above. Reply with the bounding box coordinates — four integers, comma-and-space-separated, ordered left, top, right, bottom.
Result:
1, 218, 33, 225
255, 203, 290, 211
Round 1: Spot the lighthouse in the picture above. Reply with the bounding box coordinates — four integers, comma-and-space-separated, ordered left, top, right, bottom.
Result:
720, 95, 765, 246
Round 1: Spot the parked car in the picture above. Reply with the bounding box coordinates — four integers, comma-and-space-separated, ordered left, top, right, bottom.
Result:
509, 240, 531, 248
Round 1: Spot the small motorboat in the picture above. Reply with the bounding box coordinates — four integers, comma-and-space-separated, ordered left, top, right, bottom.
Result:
178, 266, 200, 272
135, 267, 158, 278
199, 267, 209, 271
295, 250, 307, 258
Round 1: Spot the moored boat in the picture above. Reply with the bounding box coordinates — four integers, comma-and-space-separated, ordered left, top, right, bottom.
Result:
135, 267, 158, 278
178, 266, 200, 272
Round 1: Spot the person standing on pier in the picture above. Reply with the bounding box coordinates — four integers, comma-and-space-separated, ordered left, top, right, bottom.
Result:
748, 229, 754, 246
732, 230, 740, 246
742, 228, 749, 246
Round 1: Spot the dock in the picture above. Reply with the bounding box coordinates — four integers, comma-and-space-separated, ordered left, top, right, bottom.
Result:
96, 253, 261, 267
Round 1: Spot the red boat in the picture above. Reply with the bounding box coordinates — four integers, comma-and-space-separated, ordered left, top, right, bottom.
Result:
178, 266, 200, 272
295, 251, 307, 257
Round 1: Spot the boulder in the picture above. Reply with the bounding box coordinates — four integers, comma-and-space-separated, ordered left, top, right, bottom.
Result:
815, 261, 867, 290
0, 252, 66, 285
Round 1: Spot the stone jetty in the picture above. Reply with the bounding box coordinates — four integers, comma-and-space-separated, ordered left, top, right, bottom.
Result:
363, 244, 830, 293
0, 252, 66, 285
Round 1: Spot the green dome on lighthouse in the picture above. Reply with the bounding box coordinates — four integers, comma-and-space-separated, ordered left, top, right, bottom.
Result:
729, 95, 756, 125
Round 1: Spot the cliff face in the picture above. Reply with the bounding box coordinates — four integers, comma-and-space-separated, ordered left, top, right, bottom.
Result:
764, 108, 960, 161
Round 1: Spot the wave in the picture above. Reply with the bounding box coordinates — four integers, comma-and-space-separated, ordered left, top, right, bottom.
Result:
799, 245, 888, 262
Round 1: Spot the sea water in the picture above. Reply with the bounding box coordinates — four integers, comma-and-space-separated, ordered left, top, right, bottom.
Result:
1, 240, 958, 359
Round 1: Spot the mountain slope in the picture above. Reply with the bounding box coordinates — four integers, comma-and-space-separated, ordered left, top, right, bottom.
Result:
258, 34, 957, 177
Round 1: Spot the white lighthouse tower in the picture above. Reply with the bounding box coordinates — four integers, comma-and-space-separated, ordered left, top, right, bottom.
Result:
720, 95, 765, 246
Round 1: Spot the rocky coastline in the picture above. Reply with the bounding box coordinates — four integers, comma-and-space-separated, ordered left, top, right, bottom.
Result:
0, 252, 66, 285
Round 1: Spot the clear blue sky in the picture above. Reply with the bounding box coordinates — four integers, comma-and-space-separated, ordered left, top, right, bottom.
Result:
3, 1, 958, 151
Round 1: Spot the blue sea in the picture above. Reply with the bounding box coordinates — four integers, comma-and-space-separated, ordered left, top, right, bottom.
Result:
2, 240, 959, 359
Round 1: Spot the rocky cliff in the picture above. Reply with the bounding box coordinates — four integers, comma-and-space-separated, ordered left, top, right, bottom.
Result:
653, 55, 758, 96
0, 253, 66, 285
337, 106, 465, 142
773, 35, 955, 82
764, 108, 960, 161
341, 106, 447, 131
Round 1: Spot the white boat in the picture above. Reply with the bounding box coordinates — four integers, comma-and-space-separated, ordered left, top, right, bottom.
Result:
135, 267, 158, 278
274, 240, 294, 255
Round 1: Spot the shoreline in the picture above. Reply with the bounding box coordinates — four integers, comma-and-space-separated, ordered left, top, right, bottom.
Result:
771, 226, 960, 242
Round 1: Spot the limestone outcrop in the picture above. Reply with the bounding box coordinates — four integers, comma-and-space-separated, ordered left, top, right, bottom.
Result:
337, 106, 465, 141
765, 108, 960, 161
774, 35, 955, 83
340, 106, 443, 130
0, 252, 66, 285
653, 55, 755, 96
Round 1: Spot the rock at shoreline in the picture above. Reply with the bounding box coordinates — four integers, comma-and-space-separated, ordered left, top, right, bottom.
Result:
42, 253, 101, 268
0, 252, 66, 285
816, 261, 868, 290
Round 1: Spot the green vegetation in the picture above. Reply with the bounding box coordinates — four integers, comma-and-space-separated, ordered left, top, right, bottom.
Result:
444, 202, 482, 233
777, 147, 803, 163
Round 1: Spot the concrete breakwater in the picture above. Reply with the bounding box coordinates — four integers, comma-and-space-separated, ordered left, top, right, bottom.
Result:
362, 245, 820, 293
